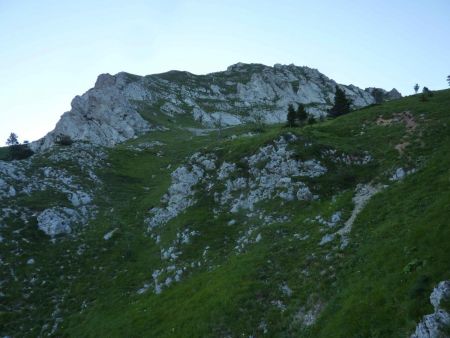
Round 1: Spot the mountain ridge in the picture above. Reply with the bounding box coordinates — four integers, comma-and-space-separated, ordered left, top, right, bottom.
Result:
31, 62, 401, 152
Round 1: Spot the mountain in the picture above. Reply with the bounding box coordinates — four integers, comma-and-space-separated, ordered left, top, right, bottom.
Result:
31, 63, 400, 151
1, 67, 450, 338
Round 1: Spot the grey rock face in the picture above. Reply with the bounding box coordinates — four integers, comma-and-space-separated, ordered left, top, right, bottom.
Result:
37, 207, 80, 236
365, 87, 402, 102
31, 73, 152, 151
411, 281, 450, 338
430, 281, 450, 310
216, 134, 326, 214
31, 63, 397, 151
146, 153, 217, 229
391, 167, 406, 181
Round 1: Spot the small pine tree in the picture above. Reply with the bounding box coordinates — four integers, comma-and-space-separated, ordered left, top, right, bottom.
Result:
414, 83, 419, 94
296, 104, 308, 125
6, 132, 19, 146
328, 86, 352, 118
447, 75, 450, 87
287, 104, 297, 127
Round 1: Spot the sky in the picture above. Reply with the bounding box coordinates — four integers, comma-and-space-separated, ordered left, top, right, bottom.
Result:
0, 0, 449, 144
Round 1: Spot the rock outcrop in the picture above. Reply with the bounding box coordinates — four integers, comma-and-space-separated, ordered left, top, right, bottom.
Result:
31, 63, 401, 151
31, 73, 152, 151
365, 87, 402, 103
411, 281, 450, 338
0, 143, 104, 237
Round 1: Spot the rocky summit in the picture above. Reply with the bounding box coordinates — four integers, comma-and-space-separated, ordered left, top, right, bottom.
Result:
1, 64, 450, 338
31, 63, 399, 151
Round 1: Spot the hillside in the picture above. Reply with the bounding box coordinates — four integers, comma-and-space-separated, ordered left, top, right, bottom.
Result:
1, 85, 449, 336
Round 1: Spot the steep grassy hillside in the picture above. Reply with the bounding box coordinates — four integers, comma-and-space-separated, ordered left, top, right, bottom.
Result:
1, 90, 449, 337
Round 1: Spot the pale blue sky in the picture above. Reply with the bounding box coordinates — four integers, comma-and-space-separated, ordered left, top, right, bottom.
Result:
1, 0, 449, 143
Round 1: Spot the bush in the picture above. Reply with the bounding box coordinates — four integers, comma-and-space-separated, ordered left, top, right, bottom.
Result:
422, 87, 433, 97
8, 144, 34, 160
55, 134, 74, 146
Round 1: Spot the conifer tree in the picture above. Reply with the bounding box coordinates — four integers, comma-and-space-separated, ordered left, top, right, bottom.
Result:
296, 104, 308, 125
6, 132, 19, 146
328, 86, 352, 118
287, 104, 297, 127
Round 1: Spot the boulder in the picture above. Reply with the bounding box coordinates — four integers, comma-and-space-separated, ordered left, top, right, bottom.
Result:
37, 207, 82, 237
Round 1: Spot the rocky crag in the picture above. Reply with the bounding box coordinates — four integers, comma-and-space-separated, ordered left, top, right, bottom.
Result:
31, 63, 400, 151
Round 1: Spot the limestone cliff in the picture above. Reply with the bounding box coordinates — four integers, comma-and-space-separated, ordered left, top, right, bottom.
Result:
31, 63, 401, 151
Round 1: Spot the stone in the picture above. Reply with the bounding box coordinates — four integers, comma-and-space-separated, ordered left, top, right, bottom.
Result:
8, 185, 16, 197
430, 281, 450, 310
37, 207, 82, 237
319, 233, 335, 245
297, 185, 313, 201
280, 283, 293, 297
391, 167, 406, 181
412, 311, 450, 338
294, 302, 323, 327
331, 212, 342, 224
411, 281, 450, 337
70, 191, 92, 207
103, 228, 119, 240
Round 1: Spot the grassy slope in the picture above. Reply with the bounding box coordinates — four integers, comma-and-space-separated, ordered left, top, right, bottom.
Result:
1, 90, 449, 337
64, 91, 449, 337
309, 92, 450, 337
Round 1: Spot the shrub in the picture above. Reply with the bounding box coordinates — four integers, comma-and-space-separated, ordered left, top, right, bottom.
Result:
8, 144, 34, 160
55, 134, 74, 146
